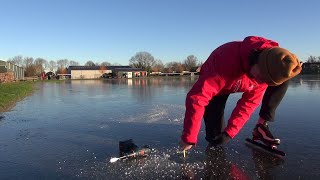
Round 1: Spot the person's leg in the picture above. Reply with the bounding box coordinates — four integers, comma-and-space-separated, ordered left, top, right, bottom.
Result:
253, 81, 289, 146
259, 81, 289, 122
204, 94, 230, 144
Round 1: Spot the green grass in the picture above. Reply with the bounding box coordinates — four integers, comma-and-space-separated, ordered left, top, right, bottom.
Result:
0, 82, 35, 112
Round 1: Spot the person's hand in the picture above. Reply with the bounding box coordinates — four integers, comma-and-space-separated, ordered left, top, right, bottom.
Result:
210, 132, 231, 146
179, 140, 193, 151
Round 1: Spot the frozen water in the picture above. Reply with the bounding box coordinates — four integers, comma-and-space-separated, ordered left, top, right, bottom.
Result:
0, 76, 320, 179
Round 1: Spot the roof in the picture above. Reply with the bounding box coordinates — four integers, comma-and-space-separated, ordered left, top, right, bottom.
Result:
107, 66, 131, 70
113, 68, 146, 72
68, 65, 132, 70
68, 66, 106, 70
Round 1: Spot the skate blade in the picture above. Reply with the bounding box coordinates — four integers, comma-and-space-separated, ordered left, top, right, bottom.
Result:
245, 138, 286, 157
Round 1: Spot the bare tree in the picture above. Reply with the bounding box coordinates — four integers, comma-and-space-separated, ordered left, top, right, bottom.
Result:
23, 57, 34, 68
152, 59, 164, 72
184, 55, 198, 71
166, 61, 185, 73
129, 51, 155, 72
69, 60, 80, 66
22, 57, 36, 76
85, 61, 95, 66
56, 59, 69, 74
307, 56, 316, 63
56, 67, 67, 74
34, 58, 47, 74
48, 60, 57, 72
306, 56, 320, 63
8, 55, 23, 67
25, 65, 37, 77
57, 59, 69, 69
101, 61, 111, 66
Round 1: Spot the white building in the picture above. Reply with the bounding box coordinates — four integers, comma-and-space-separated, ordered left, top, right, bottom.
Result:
68, 66, 139, 79
67, 66, 111, 79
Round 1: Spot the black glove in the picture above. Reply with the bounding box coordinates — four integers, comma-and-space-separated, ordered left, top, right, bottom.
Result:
210, 132, 231, 146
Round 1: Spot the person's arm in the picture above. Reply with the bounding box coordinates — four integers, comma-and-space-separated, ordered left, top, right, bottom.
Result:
181, 74, 226, 144
224, 85, 267, 138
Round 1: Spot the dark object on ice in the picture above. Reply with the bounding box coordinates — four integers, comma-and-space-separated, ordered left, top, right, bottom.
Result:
118, 139, 151, 157
111, 139, 151, 163
110, 145, 152, 163
245, 138, 286, 157
119, 139, 139, 157
132, 145, 151, 157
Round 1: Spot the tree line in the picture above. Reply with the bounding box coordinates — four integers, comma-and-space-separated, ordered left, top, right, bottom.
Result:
306, 56, 320, 63
302, 56, 320, 74
129, 52, 201, 73
8, 53, 320, 77
6, 55, 117, 76
7, 52, 202, 76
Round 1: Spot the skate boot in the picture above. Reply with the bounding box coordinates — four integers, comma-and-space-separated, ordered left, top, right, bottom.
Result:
252, 122, 280, 149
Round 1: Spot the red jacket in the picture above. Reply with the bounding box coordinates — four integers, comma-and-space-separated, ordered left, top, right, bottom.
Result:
181, 36, 279, 144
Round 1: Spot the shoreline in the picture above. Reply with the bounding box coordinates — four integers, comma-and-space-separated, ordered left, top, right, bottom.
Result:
0, 82, 35, 112
0, 74, 312, 112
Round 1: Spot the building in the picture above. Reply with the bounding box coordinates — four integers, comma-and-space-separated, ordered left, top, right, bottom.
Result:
0, 60, 24, 81
67, 65, 146, 79
67, 66, 111, 79
113, 68, 147, 78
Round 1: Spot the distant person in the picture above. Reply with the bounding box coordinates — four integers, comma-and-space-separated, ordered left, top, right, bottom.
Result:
180, 36, 302, 151
41, 72, 46, 80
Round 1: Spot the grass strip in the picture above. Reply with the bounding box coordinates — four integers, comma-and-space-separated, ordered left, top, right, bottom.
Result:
0, 82, 35, 112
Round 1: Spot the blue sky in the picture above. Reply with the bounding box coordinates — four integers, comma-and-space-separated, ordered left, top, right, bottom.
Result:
0, 0, 319, 65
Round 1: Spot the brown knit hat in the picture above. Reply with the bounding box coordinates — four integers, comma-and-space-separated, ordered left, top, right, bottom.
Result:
258, 47, 302, 86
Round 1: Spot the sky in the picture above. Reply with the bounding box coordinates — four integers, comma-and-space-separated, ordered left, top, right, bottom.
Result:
0, 0, 320, 65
